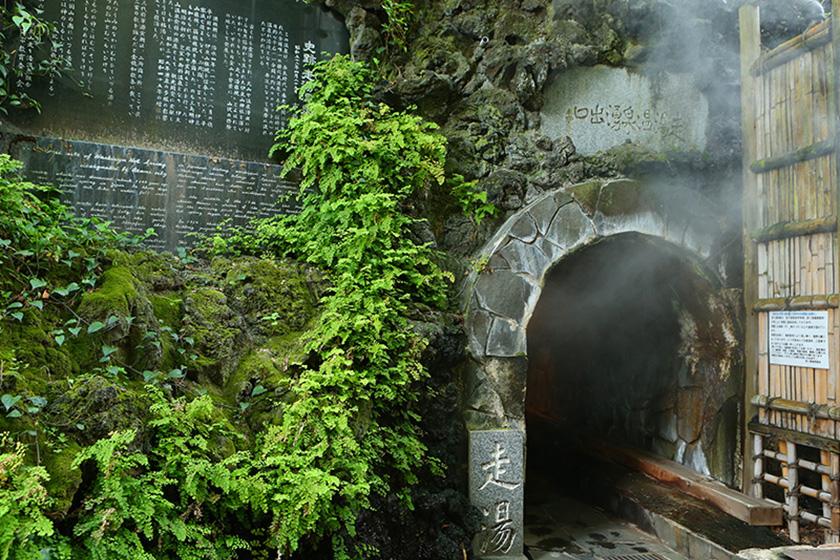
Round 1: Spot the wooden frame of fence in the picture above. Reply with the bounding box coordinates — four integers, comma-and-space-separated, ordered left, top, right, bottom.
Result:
740, 1, 840, 543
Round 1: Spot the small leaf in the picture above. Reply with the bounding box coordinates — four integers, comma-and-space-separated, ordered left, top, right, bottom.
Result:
75, 423, 85, 431
68, 326, 82, 336
28, 396, 47, 407
87, 321, 105, 334
30, 300, 43, 310
10, 312, 23, 322
1, 394, 20, 411
6, 409, 22, 418
167, 369, 185, 379
55, 282, 80, 296
251, 385, 267, 397
142, 370, 158, 382
54, 334, 65, 346
239, 402, 250, 411
101, 345, 118, 357
29, 278, 47, 290
105, 365, 122, 376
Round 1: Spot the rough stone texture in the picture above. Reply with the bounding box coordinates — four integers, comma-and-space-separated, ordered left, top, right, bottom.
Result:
469, 429, 526, 558
541, 66, 709, 154
475, 269, 535, 321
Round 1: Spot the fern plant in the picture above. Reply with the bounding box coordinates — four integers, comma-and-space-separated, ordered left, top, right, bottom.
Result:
207, 54, 490, 558
0, 439, 68, 560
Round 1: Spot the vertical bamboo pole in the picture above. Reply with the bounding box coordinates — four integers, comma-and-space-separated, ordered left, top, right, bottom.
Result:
831, 0, 840, 449
787, 441, 800, 542
741, 2, 762, 494
822, 449, 832, 539
830, 451, 840, 542
753, 434, 765, 498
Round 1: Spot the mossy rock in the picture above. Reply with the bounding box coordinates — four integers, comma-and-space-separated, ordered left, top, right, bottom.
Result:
182, 286, 247, 386
45, 375, 148, 446
566, 180, 602, 215
225, 331, 307, 403
0, 313, 75, 388
215, 257, 316, 338
42, 441, 82, 516
78, 265, 165, 371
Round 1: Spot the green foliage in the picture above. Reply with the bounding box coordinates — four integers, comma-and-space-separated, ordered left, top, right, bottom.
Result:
0, 438, 68, 560
71, 389, 251, 560
381, 0, 414, 52
0, 51, 490, 559
0, 154, 147, 323
0, 0, 65, 113
209, 54, 486, 558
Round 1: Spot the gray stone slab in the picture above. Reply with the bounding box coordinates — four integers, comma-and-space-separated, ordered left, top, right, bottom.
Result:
8, 0, 348, 162
11, 136, 299, 251
470, 429, 526, 559
487, 317, 526, 358
541, 65, 708, 155
474, 270, 535, 321
545, 202, 595, 250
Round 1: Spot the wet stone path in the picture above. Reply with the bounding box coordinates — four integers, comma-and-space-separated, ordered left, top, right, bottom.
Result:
524, 497, 688, 560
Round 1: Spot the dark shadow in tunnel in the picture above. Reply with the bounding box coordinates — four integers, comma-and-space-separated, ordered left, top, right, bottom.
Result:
524, 232, 741, 505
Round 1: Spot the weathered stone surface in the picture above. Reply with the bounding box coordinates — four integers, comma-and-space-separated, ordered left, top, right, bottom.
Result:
527, 196, 561, 235
469, 429, 525, 558
508, 213, 538, 243
466, 379, 506, 423
484, 357, 528, 420
545, 202, 595, 249
498, 239, 549, 279
487, 317, 526, 358
541, 66, 708, 154
677, 387, 705, 444
468, 309, 493, 357
474, 270, 534, 321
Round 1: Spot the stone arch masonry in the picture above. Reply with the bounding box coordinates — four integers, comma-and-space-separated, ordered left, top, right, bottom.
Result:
463, 177, 734, 558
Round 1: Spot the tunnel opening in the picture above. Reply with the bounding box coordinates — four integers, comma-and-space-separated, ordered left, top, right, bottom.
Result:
523, 233, 744, 557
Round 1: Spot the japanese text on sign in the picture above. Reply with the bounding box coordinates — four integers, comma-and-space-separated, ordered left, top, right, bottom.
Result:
769, 311, 830, 369
469, 430, 524, 558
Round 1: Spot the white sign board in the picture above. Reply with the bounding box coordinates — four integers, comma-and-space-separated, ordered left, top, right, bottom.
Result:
769, 311, 830, 369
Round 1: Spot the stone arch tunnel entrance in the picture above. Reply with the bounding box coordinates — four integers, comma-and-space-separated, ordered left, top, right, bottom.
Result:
523, 233, 743, 557
526, 233, 741, 483
464, 180, 749, 558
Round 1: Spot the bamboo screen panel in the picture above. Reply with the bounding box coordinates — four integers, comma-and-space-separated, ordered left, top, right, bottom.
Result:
741, 8, 840, 542
755, 43, 836, 226
752, 33, 839, 439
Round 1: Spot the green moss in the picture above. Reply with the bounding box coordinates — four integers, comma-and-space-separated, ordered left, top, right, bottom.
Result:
182, 287, 243, 386
150, 292, 183, 329
217, 257, 315, 338
0, 313, 75, 387
224, 331, 307, 403
78, 266, 138, 321
42, 441, 82, 516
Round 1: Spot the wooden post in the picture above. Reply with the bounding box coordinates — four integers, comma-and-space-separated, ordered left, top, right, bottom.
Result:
787, 441, 801, 542
831, 451, 840, 542
741, 2, 763, 495
753, 434, 765, 498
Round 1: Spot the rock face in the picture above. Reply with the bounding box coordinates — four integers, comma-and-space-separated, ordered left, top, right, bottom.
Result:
541, 66, 709, 154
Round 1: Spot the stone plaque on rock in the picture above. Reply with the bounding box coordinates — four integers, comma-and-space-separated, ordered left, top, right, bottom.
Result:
469, 429, 525, 559
2, 0, 347, 249
540, 65, 708, 155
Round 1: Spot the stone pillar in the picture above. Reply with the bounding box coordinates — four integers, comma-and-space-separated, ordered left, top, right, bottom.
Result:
469, 429, 526, 560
